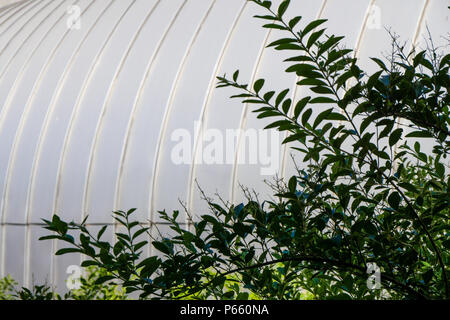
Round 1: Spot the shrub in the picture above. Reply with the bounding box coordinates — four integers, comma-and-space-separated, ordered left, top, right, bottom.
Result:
40, 0, 449, 300
0, 275, 17, 300
0, 267, 127, 300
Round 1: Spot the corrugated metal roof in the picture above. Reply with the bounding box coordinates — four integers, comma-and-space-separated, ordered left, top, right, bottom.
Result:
0, 0, 447, 290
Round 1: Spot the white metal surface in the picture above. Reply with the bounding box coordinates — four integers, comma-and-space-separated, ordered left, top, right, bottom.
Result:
0, 0, 448, 291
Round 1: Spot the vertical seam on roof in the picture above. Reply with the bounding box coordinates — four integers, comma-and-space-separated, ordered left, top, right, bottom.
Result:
0, 0, 88, 288
0, 0, 67, 280
29, 0, 111, 225
114, 0, 187, 230
0, 0, 30, 23
0, 3, 17, 20
148, 0, 217, 245
0, 0, 71, 225
81, 0, 161, 228
186, 1, 248, 224
24, 0, 91, 288
0, 1, 52, 82
23, 0, 115, 289
52, 0, 137, 287
0, 4, 62, 105
0, 0, 44, 55
333, 0, 375, 137
0, 3, 60, 82
412, 0, 430, 47
280, 0, 328, 180
353, 0, 377, 60
0, 0, 34, 29
229, 30, 272, 204
0, 2, 56, 84
392, 0, 430, 165
115, 0, 188, 259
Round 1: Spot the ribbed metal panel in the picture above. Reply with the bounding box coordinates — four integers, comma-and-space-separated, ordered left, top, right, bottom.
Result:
0, 0, 447, 291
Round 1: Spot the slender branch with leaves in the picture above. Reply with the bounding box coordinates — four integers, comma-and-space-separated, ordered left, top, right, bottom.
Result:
39, 0, 449, 300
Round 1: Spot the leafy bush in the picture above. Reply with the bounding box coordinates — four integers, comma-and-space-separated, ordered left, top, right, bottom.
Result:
0, 275, 17, 300
40, 0, 449, 300
0, 267, 127, 300
63, 266, 127, 300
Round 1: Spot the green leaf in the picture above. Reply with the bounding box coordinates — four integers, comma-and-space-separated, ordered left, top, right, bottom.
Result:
359, 113, 377, 133
263, 23, 287, 30
367, 70, 383, 88
97, 225, 107, 240
297, 78, 327, 86
263, 91, 275, 101
39, 235, 62, 241
286, 63, 316, 74
301, 108, 313, 125
276, 89, 290, 107
285, 56, 313, 63
152, 241, 172, 255
405, 131, 433, 138
134, 241, 147, 252
294, 96, 311, 119
230, 93, 253, 99
336, 71, 353, 88
309, 97, 336, 104
138, 257, 161, 278
389, 128, 403, 147
288, 16, 302, 29
257, 110, 281, 119
326, 112, 347, 121
94, 275, 115, 285
264, 120, 291, 130
435, 161, 445, 177
267, 38, 296, 48
243, 99, 263, 104
260, 1, 272, 9
363, 222, 378, 235
326, 49, 353, 66
442, 239, 450, 250
133, 227, 149, 240
127, 208, 137, 216
233, 70, 239, 81
313, 108, 333, 128
283, 132, 307, 144
310, 86, 334, 95
274, 43, 303, 50
306, 29, 325, 48
301, 19, 327, 38
398, 182, 417, 194
388, 192, 401, 210
288, 176, 297, 193
253, 15, 278, 21
253, 79, 265, 94
278, 0, 290, 17
371, 57, 388, 71
55, 248, 84, 256
418, 58, 433, 70
81, 260, 100, 267
282, 98, 292, 114
317, 36, 344, 57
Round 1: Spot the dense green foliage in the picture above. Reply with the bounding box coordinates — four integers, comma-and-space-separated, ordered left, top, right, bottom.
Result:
0, 275, 17, 300
0, 267, 126, 300
38, 0, 449, 300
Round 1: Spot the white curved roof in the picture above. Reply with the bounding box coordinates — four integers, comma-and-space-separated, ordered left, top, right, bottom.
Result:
0, 0, 448, 290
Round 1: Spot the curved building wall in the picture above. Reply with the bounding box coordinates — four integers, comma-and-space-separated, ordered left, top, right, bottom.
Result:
0, 0, 448, 290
